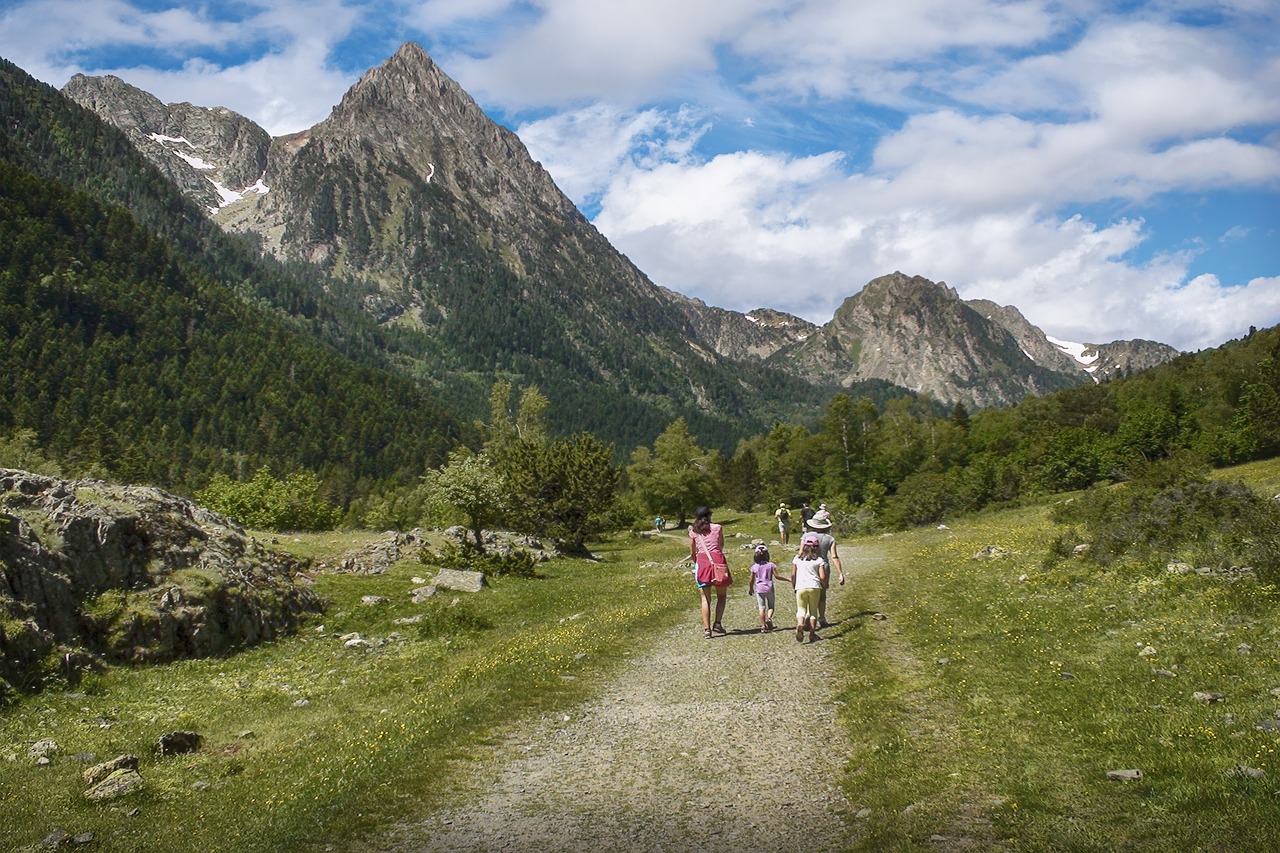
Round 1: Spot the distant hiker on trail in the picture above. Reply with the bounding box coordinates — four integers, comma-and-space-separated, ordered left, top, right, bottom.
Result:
747, 544, 777, 633
799, 501, 814, 527
780, 532, 827, 643
774, 502, 792, 545
689, 506, 729, 639
654, 515, 665, 531
804, 509, 845, 628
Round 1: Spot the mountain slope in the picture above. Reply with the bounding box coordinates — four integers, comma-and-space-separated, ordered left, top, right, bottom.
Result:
777, 273, 1084, 407
61, 73, 270, 213
152, 42, 840, 446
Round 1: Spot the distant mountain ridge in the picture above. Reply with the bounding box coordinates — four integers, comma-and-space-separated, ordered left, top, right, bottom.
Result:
60, 42, 1180, 412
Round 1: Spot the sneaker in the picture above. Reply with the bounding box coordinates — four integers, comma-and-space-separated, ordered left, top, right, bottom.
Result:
765, 619, 774, 631
795, 625, 804, 642
704, 628, 712, 639
819, 618, 831, 628
712, 622, 727, 635
809, 631, 820, 643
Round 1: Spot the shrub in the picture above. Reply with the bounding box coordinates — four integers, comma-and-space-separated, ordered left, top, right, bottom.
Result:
1050, 459, 1280, 582
196, 467, 341, 531
422, 538, 536, 579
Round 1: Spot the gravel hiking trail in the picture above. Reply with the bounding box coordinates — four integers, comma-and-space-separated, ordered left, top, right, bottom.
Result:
369, 540, 874, 853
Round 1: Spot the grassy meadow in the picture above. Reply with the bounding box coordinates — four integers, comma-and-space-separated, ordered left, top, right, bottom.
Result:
0, 527, 697, 852
837, 457, 1280, 849
2, 461, 1279, 851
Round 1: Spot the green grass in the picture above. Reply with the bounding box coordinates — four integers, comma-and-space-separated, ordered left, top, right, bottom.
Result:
5, 468, 1280, 852
835, 459, 1280, 850
0, 527, 695, 852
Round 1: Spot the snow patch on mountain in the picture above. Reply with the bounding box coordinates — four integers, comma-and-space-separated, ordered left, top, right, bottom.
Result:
1047, 335, 1100, 372
207, 175, 269, 213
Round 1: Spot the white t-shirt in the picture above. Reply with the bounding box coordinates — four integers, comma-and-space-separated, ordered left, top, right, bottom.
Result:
792, 556, 825, 591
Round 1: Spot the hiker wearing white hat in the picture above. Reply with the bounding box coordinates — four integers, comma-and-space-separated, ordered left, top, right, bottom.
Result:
804, 510, 845, 627
773, 502, 792, 545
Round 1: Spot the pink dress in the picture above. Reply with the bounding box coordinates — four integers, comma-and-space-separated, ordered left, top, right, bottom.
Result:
689, 523, 725, 585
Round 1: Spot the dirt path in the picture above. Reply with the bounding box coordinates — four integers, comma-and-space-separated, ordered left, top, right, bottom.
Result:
373, 548, 866, 853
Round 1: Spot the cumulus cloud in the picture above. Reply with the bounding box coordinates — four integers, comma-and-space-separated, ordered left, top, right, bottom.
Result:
423, 0, 774, 108
516, 104, 709, 207
0, 0, 360, 134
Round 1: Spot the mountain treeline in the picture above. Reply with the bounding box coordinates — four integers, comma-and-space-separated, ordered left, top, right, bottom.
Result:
0, 58, 407, 363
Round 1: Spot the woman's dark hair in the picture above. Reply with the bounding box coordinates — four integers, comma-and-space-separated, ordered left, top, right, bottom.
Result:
693, 506, 712, 523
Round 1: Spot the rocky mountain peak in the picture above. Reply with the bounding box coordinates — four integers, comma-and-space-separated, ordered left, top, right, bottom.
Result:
62, 73, 270, 213
784, 273, 1086, 408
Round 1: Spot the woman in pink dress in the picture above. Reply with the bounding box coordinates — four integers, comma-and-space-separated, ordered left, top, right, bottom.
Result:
688, 506, 728, 639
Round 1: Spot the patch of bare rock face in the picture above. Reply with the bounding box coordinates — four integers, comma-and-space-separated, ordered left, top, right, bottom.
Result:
0, 469, 322, 699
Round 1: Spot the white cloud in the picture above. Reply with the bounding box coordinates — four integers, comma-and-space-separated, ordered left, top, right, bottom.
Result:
435, 0, 774, 108
0, 0, 360, 134
516, 104, 709, 206
407, 0, 514, 30
735, 0, 1061, 103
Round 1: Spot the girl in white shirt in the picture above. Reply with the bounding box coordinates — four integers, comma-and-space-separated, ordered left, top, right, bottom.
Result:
781, 533, 827, 643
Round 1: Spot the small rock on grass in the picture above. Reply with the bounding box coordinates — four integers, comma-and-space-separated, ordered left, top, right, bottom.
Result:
156, 731, 202, 756
83, 754, 138, 786
29, 739, 58, 761
1226, 765, 1265, 779
1106, 769, 1143, 781
84, 768, 143, 800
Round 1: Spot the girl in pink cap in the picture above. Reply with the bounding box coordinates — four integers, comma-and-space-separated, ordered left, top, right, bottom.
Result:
781, 532, 827, 643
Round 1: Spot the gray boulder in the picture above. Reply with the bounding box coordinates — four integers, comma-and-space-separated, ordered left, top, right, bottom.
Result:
0, 469, 323, 693
432, 569, 485, 594
84, 768, 144, 801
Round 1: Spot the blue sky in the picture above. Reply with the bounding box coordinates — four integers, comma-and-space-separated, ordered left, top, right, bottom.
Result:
2, 0, 1277, 352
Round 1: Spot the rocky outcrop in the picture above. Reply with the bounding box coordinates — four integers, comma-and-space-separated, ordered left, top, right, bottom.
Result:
760, 274, 1180, 408
1086, 339, 1183, 381
0, 469, 323, 697
669, 297, 817, 362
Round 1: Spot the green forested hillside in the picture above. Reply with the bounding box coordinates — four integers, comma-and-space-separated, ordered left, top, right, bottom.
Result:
0, 161, 459, 497
709, 324, 1280, 531
0, 57, 392, 362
